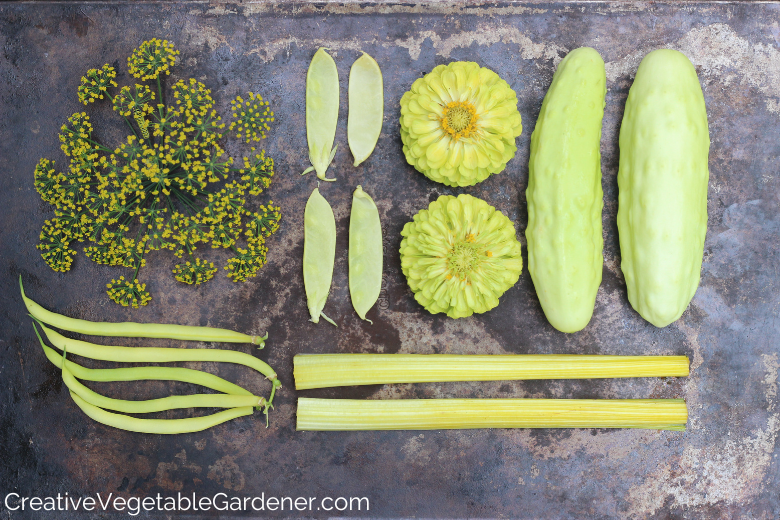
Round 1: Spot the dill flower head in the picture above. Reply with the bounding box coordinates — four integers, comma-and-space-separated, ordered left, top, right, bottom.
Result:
33, 39, 280, 308
78, 64, 118, 105
59, 113, 95, 158
37, 219, 76, 272
400, 194, 523, 318
229, 92, 275, 143
107, 276, 152, 308
239, 148, 274, 196
400, 61, 523, 187
173, 257, 217, 285
128, 38, 179, 81
246, 202, 281, 239
225, 237, 268, 282
112, 84, 155, 118
33, 159, 61, 205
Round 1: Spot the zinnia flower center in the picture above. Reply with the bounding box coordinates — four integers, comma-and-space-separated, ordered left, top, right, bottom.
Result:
441, 101, 478, 140
447, 242, 481, 280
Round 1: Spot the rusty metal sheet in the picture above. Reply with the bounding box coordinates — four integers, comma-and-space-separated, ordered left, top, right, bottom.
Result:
1, 1, 779, 517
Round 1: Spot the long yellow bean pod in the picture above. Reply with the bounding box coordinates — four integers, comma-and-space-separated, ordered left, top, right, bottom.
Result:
294, 354, 689, 389
39, 323, 278, 381
296, 398, 688, 431
70, 392, 253, 434
62, 362, 264, 414
21, 277, 266, 346
35, 324, 253, 396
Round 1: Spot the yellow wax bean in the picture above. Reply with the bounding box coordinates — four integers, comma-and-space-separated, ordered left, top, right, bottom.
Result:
35, 323, 252, 396
21, 277, 266, 347
62, 361, 263, 414
70, 392, 253, 434
38, 323, 278, 381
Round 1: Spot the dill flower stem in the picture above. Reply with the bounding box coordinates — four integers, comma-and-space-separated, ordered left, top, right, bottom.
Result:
172, 190, 200, 214
122, 115, 140, 139
156, 76, 163, 110
83, 137, 112, 153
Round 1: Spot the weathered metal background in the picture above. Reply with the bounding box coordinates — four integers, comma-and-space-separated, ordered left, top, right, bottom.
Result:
1, 1, 779, 518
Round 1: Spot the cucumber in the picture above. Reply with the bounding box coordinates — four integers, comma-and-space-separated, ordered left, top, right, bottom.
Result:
526, 47, 606, 333
617, 49, 710, 328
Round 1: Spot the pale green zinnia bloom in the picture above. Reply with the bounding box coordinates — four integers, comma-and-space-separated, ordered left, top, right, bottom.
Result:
400, 194, 523, 318
400, 62, 523, 187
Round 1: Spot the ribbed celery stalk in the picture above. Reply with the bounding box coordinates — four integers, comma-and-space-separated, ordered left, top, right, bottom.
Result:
296, 398, 688, 431
294, 354, 689, 390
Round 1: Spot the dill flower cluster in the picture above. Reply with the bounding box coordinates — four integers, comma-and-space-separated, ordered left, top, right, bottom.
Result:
33, 39, 282, 308
229, 92, 275, 143
128, 38, 179, 82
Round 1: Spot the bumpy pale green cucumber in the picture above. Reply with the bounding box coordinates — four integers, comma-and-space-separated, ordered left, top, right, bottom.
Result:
526, 47, 606, 333
617, 49, 710, 328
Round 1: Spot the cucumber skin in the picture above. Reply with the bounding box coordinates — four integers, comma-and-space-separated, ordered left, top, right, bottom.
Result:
526, 47, 606, 333
618, 49, 710, 328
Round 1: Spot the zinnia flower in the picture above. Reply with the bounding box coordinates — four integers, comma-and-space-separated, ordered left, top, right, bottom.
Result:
400, 194, 523, 318
400, 62, 522, 187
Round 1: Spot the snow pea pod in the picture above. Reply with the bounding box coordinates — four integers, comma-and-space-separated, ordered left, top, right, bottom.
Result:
348, 52, 383, 167
303, 188, 337, 326
349, 186, 382, 322
303, 48, 339, 181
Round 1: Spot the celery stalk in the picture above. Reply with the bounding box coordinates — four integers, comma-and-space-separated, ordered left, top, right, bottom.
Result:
294, 354, 689, 390
296, 398, 688, 431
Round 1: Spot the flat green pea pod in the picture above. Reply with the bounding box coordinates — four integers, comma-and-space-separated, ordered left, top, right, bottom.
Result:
526, 47, 606, 333
304, 187, 337, 326
303, 48, 339, 182
618, 49, 710, 327
349, 186, 382, 322
348, 52, 383, 167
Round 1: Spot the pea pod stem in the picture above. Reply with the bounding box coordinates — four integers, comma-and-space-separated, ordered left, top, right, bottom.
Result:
34, 323, 252, 396
61, 354, 264, 414
38, 322, 279, 381
69, 391, 254, 434
21, 277, 267, 347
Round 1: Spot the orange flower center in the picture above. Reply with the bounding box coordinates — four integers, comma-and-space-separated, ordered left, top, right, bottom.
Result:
441, 101, 478, 140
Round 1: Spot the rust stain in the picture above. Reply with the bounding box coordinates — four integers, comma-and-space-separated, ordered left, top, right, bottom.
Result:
626, 354, 780, 515
393, 24, 567, 61
207, 455, 246, 491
